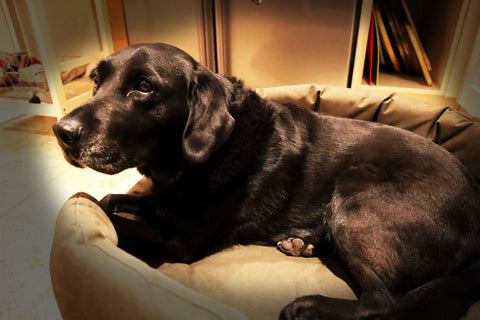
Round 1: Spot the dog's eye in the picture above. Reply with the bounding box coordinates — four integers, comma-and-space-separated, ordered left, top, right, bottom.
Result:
90, 73, 98, 84
137, 79, 153, 93
90, 73, 99, 89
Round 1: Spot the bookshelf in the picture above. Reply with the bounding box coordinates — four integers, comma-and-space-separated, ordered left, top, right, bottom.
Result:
351, 0, 470, 95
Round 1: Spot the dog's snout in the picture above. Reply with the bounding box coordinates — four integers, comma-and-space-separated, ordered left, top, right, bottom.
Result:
53, 119, 83, 146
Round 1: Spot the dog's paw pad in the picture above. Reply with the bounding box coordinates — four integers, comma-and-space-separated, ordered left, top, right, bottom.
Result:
302, 244, 314, 257
277, 238, 314, 257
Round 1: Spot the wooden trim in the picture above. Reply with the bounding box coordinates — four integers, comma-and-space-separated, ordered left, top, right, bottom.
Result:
213, 0, 227, 75
458, 26, 480, 116
25, 0, 68, 113
440, 0, 469, 95
444, 0, 480, 97
197, 0, 216, 70
104, 0, 129, 51
351, 0, 373, 89
196, 0, 207, 66
94, 0, 115, 55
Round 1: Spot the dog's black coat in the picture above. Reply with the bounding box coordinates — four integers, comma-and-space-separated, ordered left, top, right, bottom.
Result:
53, 43, 480, 319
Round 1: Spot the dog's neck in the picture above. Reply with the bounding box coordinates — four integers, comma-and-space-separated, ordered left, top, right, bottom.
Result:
199, 88, 276, 187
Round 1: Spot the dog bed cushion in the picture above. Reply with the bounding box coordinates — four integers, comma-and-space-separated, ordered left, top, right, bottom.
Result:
50, 85, 480, 319
50, 193, 356, 320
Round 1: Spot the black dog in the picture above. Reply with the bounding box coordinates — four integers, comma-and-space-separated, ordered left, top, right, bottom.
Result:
53, 43, 480, 319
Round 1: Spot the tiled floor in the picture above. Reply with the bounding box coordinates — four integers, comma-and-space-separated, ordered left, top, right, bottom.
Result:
0, 113, 142, 319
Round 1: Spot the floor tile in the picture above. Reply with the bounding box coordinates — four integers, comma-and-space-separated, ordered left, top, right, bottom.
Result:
19, 287, 61, 320
3, 115, 57, 136
0, 214, 54, 319
0, 121, 141, 319
0, 152, 69, 217
0, 157, 140, 319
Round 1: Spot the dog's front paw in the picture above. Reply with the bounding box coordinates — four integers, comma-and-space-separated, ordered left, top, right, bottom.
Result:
277, 237, 314, 257
99, 194, 117, 214
279, 296, 323, 320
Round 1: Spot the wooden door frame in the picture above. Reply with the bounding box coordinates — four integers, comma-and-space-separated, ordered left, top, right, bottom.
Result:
105, 0, 129, 51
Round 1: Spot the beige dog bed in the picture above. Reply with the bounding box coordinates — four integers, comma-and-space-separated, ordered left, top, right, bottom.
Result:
50, 84, 480, 319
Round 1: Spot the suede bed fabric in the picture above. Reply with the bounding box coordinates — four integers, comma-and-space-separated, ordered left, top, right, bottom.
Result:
50, 193, 356, 320
50, 193, 248, 320
50, 85, 480, 319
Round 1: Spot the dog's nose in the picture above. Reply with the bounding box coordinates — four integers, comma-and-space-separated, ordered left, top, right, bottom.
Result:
52, 119, 83, 146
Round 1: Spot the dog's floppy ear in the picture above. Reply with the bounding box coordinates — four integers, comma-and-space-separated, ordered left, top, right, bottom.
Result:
183, 64, 235, 164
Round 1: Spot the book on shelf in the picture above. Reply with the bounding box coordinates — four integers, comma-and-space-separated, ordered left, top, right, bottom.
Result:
374, 2, 401, 73
364, 0, 433, 86
364, 11, 379, 85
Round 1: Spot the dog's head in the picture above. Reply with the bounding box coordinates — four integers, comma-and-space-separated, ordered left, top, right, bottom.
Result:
52, 43, 235, 175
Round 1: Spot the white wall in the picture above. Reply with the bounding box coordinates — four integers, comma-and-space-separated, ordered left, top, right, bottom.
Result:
42, 0, 102, 60
122, 0, 357, 88
5, 0, 102, 61
219, 0, 357, 88
0, 4, 19, 52
123, 0, 202, 62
